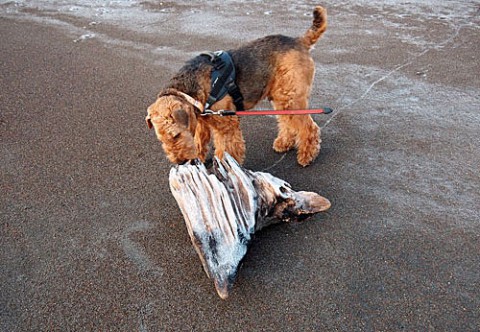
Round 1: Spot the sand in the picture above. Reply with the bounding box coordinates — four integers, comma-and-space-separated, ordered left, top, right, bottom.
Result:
1, 2, 479, 331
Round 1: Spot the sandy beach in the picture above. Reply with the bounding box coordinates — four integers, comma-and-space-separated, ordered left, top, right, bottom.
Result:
1, 1, 479, 330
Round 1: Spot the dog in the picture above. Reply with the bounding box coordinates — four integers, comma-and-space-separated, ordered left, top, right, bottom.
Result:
146, 6, 327, 166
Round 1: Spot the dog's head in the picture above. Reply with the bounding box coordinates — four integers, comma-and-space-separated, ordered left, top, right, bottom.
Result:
146, 94, 199, 164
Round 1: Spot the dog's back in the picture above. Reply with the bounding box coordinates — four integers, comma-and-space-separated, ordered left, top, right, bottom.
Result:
230, 6, 327, 106
167, 6, 327, 109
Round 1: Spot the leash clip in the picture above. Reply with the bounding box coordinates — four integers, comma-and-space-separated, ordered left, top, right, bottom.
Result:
201, 109, 237, 116
201, 109, 218, 116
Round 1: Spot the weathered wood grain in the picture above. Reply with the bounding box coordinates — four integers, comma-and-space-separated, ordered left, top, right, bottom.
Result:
169, 154, 330, 299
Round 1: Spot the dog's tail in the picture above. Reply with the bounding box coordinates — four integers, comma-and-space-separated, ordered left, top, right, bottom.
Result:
301, 6, 327, 48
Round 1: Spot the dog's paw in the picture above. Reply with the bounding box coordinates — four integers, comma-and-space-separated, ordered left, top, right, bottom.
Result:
273, 137, 295, 153
297, 145, 320, 167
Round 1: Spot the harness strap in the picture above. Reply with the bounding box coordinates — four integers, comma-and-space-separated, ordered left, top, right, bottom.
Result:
226, 81, 244, 111
201, 51, 244, 111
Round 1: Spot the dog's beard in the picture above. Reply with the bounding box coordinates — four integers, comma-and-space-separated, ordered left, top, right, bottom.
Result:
162, 133, 197, 165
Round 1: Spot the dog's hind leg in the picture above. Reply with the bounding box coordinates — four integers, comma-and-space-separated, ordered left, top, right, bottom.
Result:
269, 51, 320, 166
271, 100, 297, 153
274, 109, 320, 167
294, 113, 321, 167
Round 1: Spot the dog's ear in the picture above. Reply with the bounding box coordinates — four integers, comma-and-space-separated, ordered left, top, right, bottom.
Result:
172, 109, 189, 127
145, 115, 153, 129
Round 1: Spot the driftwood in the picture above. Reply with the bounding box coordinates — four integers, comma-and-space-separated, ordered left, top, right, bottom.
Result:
169, 154, 331, 299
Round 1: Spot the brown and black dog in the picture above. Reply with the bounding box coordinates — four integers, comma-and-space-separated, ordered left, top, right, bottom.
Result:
146, 6, 327, 166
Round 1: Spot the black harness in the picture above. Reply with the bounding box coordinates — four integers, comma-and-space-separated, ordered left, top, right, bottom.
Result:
201, 51, 244, 111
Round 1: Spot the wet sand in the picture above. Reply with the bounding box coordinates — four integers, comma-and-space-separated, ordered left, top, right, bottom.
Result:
1, 3, 480, 331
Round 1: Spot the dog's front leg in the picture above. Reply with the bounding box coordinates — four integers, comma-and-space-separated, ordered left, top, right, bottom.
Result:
194, 118, 211, 162
209, 116, 245, 164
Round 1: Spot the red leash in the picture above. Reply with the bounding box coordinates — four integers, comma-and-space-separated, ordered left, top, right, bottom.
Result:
202, 108, 333, 116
